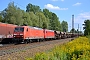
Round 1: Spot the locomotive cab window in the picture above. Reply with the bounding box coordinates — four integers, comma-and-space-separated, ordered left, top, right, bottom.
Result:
20, 27, 24, 32
14, 27, 24, 32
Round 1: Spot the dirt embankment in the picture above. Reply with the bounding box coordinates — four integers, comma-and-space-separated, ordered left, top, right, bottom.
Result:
0, 38, 71, 60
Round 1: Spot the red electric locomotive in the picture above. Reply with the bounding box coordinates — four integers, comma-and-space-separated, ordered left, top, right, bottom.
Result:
13, 26, 44, 43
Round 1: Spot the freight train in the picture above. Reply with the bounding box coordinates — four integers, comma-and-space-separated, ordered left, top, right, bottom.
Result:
0, 22, 81, 44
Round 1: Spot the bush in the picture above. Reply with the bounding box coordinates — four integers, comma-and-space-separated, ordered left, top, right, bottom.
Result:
26, 37, 90, 60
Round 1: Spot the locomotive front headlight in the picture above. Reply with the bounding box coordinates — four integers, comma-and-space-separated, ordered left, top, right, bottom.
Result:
20, 34, 23, 35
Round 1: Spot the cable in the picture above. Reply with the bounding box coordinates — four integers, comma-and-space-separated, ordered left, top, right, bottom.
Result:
9, 0, 25, 9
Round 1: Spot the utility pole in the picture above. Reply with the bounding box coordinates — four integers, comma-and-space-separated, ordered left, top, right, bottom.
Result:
72, 15, 74, 34
78, 24, 79, 37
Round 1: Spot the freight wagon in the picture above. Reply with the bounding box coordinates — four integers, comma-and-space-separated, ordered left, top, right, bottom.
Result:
0, 22, 17, 43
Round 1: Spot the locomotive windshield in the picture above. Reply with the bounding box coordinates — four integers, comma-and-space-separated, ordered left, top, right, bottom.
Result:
14, 27, 24, 32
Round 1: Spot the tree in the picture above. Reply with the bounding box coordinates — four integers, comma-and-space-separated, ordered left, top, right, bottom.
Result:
22, 11, 32, 26
36, 12, 49, 28
1, 2, 17, 24
29, 12, 38, 27
1, 2, 24, 25
43, 9, 50, 18
0, 15, 2, 22
48, 12, 61, 31
0, 9, 7, 23
61, 20, 68, 32
43, 9, 53, 29
70, 28, 77, 33
83, 20, 90, 36
43, 9, 61, 31
26, 3, 41, 14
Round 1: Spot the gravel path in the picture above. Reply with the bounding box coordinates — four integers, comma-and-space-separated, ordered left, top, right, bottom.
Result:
0, 38, 72, 60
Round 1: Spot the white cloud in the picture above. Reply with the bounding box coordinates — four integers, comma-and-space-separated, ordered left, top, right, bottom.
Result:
75, 12, 90, 24
73, 2, 82, 6
44, 4, 68, 10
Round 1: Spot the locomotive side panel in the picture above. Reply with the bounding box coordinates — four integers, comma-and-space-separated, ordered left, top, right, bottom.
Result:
24, 26, 44, 39
44, 29, 55, 39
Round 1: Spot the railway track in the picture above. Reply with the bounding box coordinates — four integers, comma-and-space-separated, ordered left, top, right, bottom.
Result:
0, 38, 73, 56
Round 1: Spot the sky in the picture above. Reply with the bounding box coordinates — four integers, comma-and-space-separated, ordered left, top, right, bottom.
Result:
0, 0, 90, 32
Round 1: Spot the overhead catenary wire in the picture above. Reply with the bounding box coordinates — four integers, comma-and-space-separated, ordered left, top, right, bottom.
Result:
9, 0, 25, 9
